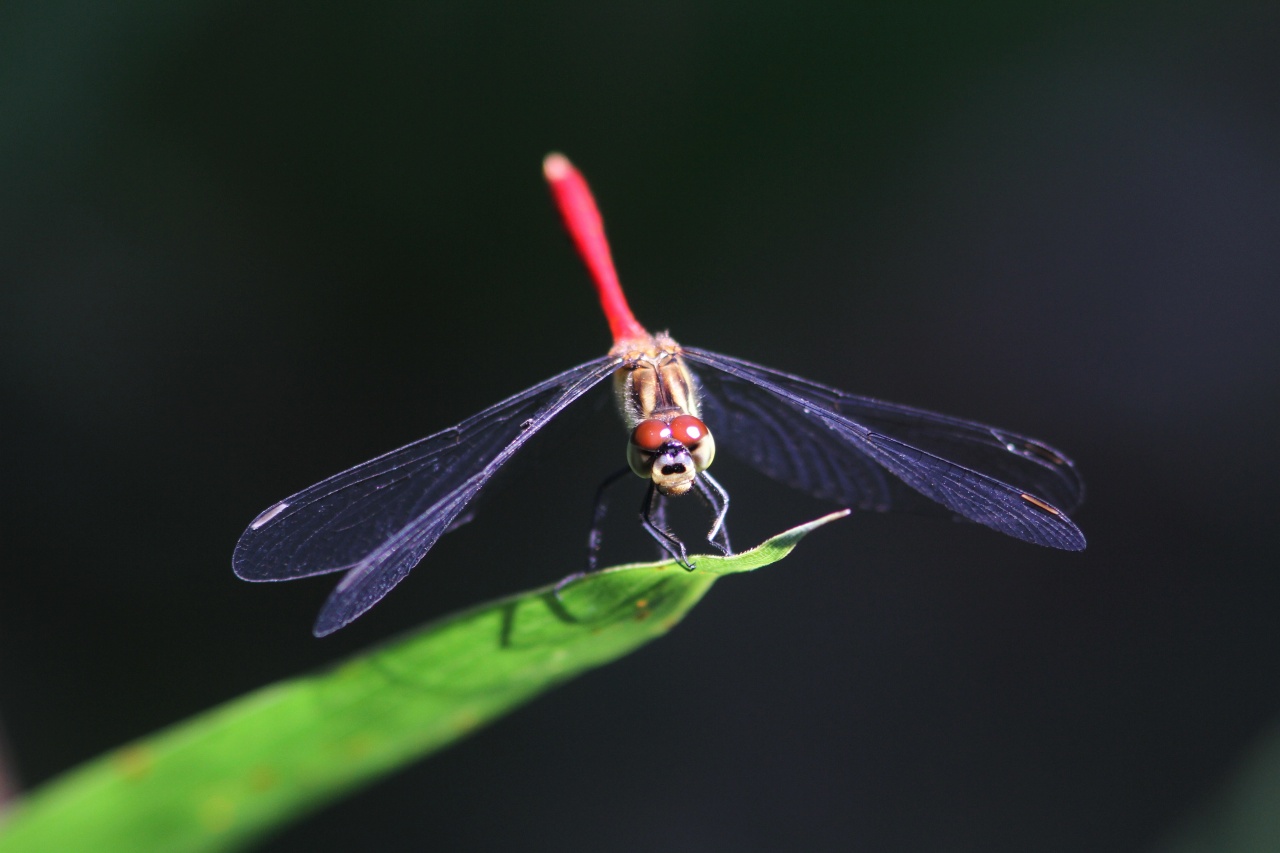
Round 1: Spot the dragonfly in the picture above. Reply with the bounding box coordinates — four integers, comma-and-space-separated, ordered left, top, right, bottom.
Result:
234, 153, 1086, 636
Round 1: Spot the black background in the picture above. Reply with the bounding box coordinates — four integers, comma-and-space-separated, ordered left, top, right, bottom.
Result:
3, 3, 1279, 851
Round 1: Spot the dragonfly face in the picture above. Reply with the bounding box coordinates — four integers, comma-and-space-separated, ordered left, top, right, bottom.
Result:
613, 334, 717, 496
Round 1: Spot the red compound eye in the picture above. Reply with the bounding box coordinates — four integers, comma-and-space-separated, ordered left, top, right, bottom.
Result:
669, 415, 708, 446
630, 419, 671, 452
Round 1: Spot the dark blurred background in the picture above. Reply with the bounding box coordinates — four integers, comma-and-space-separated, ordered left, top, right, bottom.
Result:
3, 2, 1279, 851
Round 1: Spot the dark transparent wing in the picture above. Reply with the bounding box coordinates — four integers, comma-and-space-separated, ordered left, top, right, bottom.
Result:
683, 347, 1085, 550
233, 356, 617, 635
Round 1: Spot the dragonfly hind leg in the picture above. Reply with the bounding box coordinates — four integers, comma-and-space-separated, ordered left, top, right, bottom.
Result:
694, 470, 732, 557
585, 466, 632, 572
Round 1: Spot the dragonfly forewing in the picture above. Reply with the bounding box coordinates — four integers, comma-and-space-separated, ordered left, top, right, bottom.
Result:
233, 357, 618, 634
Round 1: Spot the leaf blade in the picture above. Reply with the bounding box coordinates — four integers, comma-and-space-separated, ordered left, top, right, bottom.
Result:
0, 511, 846, 853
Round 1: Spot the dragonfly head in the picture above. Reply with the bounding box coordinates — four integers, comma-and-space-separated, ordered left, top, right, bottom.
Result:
627, 414, 717, 496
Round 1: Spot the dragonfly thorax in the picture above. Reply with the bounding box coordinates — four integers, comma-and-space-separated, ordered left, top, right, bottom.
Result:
611, 332, 700, 427
613, 334, 717, 495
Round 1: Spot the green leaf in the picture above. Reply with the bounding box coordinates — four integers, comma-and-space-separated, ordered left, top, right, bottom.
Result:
0, 510, 847, 853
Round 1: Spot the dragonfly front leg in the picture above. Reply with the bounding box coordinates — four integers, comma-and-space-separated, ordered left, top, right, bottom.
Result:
694, 471, 732, 556
640, 482, 694, 570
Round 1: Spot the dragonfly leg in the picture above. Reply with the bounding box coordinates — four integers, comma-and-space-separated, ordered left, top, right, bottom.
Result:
649, 489, 668, 542
640, 482, 694, 570
586, 466, 633, 572
694, 471, 732, 556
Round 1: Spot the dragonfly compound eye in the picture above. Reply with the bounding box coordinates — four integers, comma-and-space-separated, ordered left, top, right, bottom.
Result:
668, 415, 707, 446
630, 418, 672, 452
